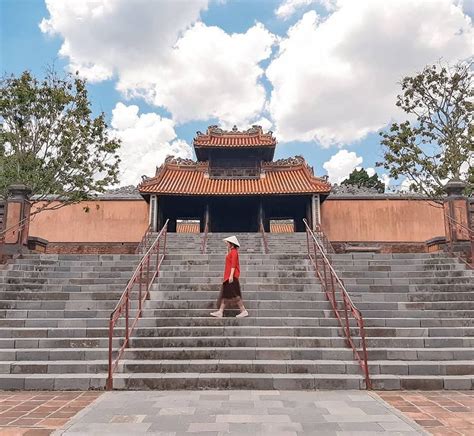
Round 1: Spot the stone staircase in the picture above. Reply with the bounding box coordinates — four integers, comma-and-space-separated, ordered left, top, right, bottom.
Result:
0, 233, 472, 390
0, 254, 141, 389
331, 252, 474, 390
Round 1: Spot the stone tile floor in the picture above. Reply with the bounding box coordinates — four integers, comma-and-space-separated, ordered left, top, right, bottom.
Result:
379, 391, 474, 436
52, 390, 426, 435
1, 390, 473, 435
0, 391, 101, 435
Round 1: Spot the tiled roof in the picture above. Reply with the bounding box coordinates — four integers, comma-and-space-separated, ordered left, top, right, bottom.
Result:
194, 125, 276, 148
139, 158, 331, 196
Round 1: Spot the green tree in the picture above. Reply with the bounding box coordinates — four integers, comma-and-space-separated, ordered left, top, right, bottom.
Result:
0, 70, 121, 210
342, 168, 385, 193
378, 61, 473, 199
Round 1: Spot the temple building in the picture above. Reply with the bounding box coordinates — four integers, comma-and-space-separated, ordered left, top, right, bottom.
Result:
139, 125, 331, 233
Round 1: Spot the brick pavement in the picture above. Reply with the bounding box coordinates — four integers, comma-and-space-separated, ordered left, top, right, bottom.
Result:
53, 390, 425, 435
378, 391, 474, 436
0, 391, 102, 435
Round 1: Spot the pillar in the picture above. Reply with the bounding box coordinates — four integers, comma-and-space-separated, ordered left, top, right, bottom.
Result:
258, 199, 264, 231
444, 179, 470, 242
311, 194, 320, 231
1, 184, 32, 255
204, 202, 210, 232
149, 195, 158, 231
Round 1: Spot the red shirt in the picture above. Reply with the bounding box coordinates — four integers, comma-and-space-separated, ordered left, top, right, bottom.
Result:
223, 247, 240, 282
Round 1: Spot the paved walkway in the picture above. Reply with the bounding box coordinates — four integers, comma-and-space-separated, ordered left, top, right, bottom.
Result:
53, 390, 425, 435
0, 391, 101, 435
379, 391, 473, 436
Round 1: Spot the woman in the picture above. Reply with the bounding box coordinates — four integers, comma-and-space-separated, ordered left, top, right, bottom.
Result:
210, 236, 248, 318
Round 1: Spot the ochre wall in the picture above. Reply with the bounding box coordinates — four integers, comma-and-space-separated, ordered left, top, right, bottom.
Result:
29, 200, 148, 242
321, 198, 445, 242
28, 198, 445, 244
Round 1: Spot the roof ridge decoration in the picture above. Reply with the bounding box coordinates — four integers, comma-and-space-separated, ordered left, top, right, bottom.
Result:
265, 155, 305, 167
197, 125, 271, 137
164, 155, 197, 166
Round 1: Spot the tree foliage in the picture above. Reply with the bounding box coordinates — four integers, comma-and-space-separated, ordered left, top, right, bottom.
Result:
342, 168, 385, 193
0, 70, 121, 209
378, 61, 473, 198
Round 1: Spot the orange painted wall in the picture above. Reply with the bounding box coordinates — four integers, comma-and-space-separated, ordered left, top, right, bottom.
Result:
28, 198, 446, 243
29, 200, 148, 242
321, 199, 445, 242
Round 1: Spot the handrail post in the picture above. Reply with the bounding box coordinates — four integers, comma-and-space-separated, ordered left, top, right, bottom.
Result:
358, 315, 371, 389
107, 317, 114, 390
138, 266, 143, 313
125, 292, 129, 345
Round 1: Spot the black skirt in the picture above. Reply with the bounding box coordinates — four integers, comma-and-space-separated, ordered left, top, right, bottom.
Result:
217, 278, 242, 307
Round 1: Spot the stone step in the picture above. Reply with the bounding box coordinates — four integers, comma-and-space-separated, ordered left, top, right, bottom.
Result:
0, 277, 131, 285
0, 372, 471, 391
0, 301, 120, 310
154, 284, 321, 292
0, 292, 124, 301
159, 270, 315, 278
338, 270, 472, 278
3, 346, 470, 362
123, 347, 473, 361
347, 284, 474, 293
343, 277, 474, 285
0, 316, 471, 328
143, 300, 331, 310
335, 264, 468, 271
3, 325, 465, 340
149, 290, 327, 301
7, 265, 137, 273
352, 292, 474, 303
0, 284, 130, 292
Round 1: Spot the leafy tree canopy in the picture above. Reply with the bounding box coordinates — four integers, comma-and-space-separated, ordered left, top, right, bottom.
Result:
0, 70, 121, 210
342, 168, 385, 193
378, 61, 473, 199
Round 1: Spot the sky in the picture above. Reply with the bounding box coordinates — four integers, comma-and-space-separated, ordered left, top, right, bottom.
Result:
1, 0, 472, 188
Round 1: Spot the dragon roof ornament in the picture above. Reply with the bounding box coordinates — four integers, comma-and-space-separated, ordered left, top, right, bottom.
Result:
196, 125, 273, 137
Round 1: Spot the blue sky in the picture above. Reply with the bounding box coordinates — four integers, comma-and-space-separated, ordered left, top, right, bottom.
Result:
1, 0, 472, 187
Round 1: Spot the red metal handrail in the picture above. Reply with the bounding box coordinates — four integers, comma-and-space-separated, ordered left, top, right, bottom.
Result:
444, 212, 473, 268
107, 219, 169, 390
303, 219, 371, 389
135, 224, 152, 255
314, 224, 335, 254
0, 215, 30, 243
260, 219, 269, 254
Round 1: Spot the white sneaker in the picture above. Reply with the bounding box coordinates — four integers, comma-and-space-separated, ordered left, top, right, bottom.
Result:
210, 311, 223, 318
236, 310, 249, 318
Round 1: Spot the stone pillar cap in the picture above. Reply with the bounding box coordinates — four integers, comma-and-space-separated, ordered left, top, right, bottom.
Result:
444, 178, 466, 197
7, 184, 32, 199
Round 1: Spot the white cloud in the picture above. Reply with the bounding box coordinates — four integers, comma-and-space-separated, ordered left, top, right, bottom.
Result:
380, 173, 391, 191
267, 0, 473, 145
124, 22, 275, 126
110, 103, 192, 186
40, 0, 208, 82
323, 149, 362, 184
276, 0, 336, 19
365, 167, 376, 177
41, 1, 275, 127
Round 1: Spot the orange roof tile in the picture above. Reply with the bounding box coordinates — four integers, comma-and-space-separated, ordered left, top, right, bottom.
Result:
139, 158, 330, 196
194, 125, 276, 148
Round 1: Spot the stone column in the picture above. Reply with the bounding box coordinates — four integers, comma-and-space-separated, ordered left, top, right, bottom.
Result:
1, 184, 32, 254
444, 179, 470, 243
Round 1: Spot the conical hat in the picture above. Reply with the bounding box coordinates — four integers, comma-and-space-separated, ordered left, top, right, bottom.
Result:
223, 236, 240, 247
